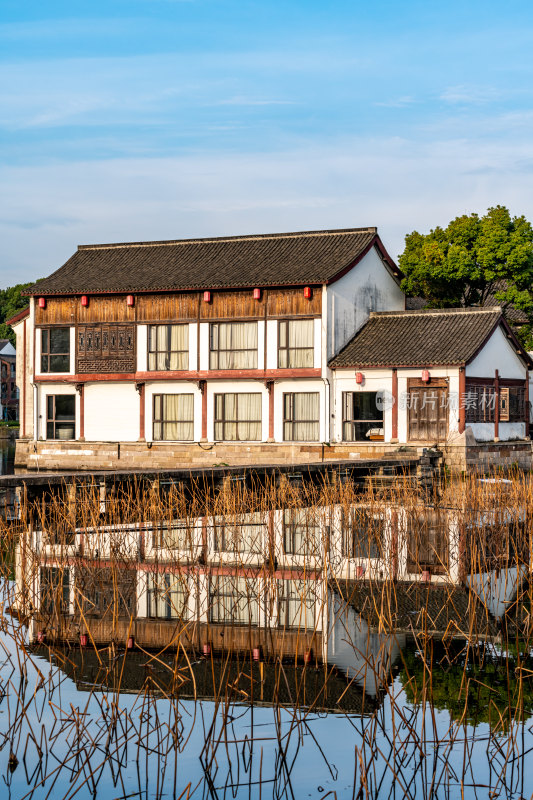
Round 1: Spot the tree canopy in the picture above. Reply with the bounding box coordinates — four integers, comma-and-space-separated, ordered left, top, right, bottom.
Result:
0, 283, 32, 346
399, 206, 533, 326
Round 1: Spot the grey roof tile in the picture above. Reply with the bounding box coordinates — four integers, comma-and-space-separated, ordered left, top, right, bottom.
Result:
26, 227, 398, 295
329, 307, 519, 368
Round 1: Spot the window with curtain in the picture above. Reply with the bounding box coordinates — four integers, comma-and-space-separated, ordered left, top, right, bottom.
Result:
147, 572, 189, 619
277, 579, 316, 630
41, 328, 70, 373
342, 508, 384, 559
46, 395, 75, 440
282, 508, 322, 556
148, 324, 189, 371
214, 512, 265, 554
278, 319, 314, 368
342, 392, 384, 441
283, 392, 319, 441
153, 394, 194, 440
214, 393, 262, 440
152, 523, 192, 550
40, 566, 70, 616
209, 322, 258, 369
209, 575, 260, 625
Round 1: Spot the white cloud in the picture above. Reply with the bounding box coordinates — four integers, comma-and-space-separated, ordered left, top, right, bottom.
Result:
2, 134, 533, 286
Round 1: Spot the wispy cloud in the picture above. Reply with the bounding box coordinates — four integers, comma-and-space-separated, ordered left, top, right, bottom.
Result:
374, 96, 415, 108
440, 84, 503, 105
3, 134, 533, 285
213, 96, 296, 107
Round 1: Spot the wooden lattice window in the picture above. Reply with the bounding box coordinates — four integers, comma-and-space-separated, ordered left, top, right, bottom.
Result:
77, 324, 135, 373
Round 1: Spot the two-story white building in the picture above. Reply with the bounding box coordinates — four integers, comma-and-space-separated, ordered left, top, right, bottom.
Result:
9, 227, 532, 472
10, 227, 406, 470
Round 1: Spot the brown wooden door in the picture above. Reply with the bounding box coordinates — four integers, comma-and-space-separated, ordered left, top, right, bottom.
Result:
407, 379, 448, 441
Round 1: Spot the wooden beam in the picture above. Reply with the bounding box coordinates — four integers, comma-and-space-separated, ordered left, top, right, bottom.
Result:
458, 367, 466, 433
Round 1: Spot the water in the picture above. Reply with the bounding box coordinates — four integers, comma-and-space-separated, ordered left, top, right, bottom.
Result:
2, 479, 533, 798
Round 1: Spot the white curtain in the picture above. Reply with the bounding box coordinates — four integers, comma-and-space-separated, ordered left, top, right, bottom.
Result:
211, 322, 257, 369
278, 579, 316, 630
279, 320, 314, 368
209, 575, 259, 625
148, 573, 188, 619
214, 393, 261, 440
283, 392, 319, 441
214, 511, 265, 553
153, 394, 194, 441
149, 325, 188, 371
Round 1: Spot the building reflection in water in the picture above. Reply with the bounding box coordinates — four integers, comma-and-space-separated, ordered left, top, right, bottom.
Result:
14, 500, 523, 706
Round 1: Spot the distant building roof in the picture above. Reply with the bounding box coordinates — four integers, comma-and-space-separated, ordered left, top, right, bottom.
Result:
329, 307, 532, 368
24, 227, 401, 295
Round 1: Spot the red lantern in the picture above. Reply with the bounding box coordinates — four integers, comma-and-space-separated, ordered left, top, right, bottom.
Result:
421, 369, 430, 383
81, 295, 88, 307
80, 633, 88, 648
126, 294, 135, 307
253, 288, 261, 300
203, 290, 211, 303
355, 372, 364, 384
38, 297, 46, 309
127, 636, 134, 650
303, 286, 312, 299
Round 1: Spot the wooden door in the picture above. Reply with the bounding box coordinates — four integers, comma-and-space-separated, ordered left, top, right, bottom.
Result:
407, 379, 448, 441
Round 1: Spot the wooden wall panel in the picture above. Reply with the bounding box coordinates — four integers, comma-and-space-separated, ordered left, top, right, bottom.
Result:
136, 293, 199, 322
35, 298, 77, 325
266, 287, 322, 317
79, 296, 136, 323
200, 290, 265, 319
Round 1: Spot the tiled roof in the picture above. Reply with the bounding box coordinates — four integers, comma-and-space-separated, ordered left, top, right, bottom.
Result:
25, 227, 399, 295
329, 307, 523, 368
332, 580, 499, 637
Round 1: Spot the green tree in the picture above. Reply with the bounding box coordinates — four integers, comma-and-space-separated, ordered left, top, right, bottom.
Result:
0, 283, 32, 346
399, 206, 533, 326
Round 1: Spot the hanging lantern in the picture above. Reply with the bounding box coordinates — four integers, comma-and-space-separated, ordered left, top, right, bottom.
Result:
38, 297, 46, 309
81, 295, 88, 307
303, 286, 312, 299
126, 294, 135, 307
355, 372, 364, 384
253, 288, 261, 300
421, 369, 430, 383
203, 290, 211, 303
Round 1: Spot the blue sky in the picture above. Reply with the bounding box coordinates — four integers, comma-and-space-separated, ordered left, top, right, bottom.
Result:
2, 0, 533, 284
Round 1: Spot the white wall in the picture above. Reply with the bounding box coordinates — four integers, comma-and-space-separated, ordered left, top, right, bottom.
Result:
466, 326, 526, 379
326, 246, 404, 360
84, 382, 139, 441
137, 325, 147, 371
469, 422, 526, 442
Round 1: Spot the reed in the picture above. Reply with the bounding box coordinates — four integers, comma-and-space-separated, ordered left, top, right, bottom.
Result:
0, 470, 531, 797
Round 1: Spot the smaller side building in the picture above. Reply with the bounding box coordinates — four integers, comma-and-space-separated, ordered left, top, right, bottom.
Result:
329, 307, 532, 472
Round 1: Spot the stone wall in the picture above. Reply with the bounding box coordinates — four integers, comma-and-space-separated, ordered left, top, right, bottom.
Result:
443, 428, 533, 473
15, 439, 422, 471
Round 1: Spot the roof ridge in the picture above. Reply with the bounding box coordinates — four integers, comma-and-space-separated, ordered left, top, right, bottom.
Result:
370, 306, 502, 318
77, 227, 377, 251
